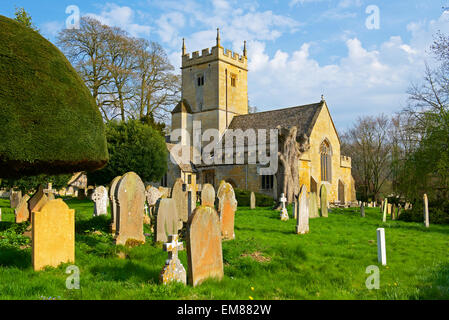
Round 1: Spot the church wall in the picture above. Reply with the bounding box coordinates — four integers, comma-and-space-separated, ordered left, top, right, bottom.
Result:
299, 159, 311, 192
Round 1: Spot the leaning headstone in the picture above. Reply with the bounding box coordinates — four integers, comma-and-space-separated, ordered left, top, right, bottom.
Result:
424, 194, 429, 228
92, 186, 108, 216
280, 193, 289, 221
309, 192, 319, 218
218, 183, 237, 240
296, 185, 309, 235
377, 228, 387, 266
109, 176, 122, 234
29, 185, 48, 220
155, 198, 180, 243
32, 199, 75, 271
201, 184, 215, 207
15, 194, 31, 223
171, 179, 188, 225
115, 172, 146, 246
319, 185, 328, 217
360, 202, 365, 218
160, 234, 187, 285
186, 206, 223, 287
250, 192, 256, 210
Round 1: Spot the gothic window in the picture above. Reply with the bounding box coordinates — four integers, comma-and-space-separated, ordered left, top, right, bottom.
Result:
197, 75, 205, 87
261, 175, 274, 190
230, 74, 237, 87
320, 140, 332, 182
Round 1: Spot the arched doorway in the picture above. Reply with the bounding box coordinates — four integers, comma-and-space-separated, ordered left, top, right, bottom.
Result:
338, 180, 345, 204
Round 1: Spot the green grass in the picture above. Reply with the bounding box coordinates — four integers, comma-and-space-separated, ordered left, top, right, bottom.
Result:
1, 197, 449, 300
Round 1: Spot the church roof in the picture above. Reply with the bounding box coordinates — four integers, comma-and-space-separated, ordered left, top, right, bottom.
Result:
228, 101, 324, 138
171, 99, 193, 114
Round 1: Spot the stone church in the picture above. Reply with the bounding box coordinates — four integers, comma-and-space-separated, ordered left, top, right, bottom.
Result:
161, 30, 356, 205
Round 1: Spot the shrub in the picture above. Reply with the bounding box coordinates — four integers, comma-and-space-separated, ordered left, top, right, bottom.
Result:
234, 188, 275, 207
398, 199, 449, 225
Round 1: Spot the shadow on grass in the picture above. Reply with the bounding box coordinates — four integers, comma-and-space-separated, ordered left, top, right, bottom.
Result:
0, 221, 15, 232
0, 246, 31, 269
89, 260, 160, 283
75, 215, 111, 234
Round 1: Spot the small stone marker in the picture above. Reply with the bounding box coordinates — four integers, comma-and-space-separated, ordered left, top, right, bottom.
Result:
155, 198, 180, 243
115, 172, 146, 246
186, 205, 223, 287
218, 183, 237, 240
360, 202, 365, 217
109, 176, 122, 233
424, 193, 429, 228
377, 228, 387, 266
15, 194, 31, 223
32, 199, 75, 271
280, 193, 289, 221
296, 186, 309, 235
382, 199, 388, 222
250, 192, 256, 210
10, 190, 22, 209
319, 185, 328, 217
309, 192, 319, 218
201, 184, 215, 207
160, 234, 186, 285
92, 186, 108, 216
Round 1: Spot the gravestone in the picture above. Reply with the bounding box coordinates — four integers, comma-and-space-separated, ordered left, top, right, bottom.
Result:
32, 199, 75, 271
250, 192, 256, 210
387, 204, 392, 215
280, 193, 289, 221
160, 234, 187, 285
319, 185, 328, 217
424, 194, 429, 228
0, 208, 1, 221
158, 187, 170, 198
218, 183, 237, 240
392, 205, 397, 220
201, 184, 215, 207
77, 188, 86, 200
92, 186, 108, 216
15, 194, 31, 223
360, 202, 365, 217
309, 192, 319, 218
377, 228, 387, 266
109, 176, 122, 234
146, 186, 162, 207
29, 185, 49, 220
115, 172, 146, 246
186, 206, 223, 287
10, 190, 22, 209
296, 185, 309, 234
171, 179, 188, 225
382, 199, 388, 222
155, 198, 180, 243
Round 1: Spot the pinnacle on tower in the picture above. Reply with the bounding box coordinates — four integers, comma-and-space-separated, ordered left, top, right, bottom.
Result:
182, 38, 186, 56
216, 28, 221, 47
243, 40, 247, 57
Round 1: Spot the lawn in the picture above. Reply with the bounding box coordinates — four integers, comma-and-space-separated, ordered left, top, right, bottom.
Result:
0, 197, 449, 300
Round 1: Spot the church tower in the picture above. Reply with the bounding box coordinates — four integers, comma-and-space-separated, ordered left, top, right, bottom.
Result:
171, 29, 248, 144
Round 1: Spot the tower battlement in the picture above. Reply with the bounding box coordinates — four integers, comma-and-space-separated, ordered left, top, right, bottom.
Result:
182, 45, 247, 69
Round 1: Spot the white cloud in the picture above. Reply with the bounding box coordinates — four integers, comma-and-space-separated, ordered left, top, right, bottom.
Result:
42, 21, 64, 37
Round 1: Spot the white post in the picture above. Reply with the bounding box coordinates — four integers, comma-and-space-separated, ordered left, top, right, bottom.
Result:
377, 228, 386, 266
423, 194, 429, 228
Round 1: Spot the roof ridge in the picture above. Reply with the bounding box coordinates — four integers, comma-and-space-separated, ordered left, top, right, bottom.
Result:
235, 101, 323, 118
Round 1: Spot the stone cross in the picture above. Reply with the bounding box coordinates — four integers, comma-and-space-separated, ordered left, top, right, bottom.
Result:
280, 193, 289, 221
377, 228, 387, 266
424, 193, 429, 228
160, 234, 187, 285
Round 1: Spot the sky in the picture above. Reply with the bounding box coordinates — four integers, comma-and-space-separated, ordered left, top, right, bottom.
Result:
2, 0, 449, 131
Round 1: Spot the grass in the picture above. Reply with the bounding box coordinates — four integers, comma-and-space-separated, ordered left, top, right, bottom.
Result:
1, 197, 449, 300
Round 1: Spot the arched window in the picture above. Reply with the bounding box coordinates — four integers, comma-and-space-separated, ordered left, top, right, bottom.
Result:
320, 140, 332, 182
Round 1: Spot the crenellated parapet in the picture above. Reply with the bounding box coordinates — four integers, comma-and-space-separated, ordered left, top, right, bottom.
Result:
182, 45, 248, 70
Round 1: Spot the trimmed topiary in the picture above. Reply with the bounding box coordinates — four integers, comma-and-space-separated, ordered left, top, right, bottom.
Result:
0, 15, 108, 178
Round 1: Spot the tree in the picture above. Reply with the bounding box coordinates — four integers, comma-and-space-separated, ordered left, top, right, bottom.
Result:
87, 120, 168, 186
1, 174, 72, 194
14, 7, 39, 32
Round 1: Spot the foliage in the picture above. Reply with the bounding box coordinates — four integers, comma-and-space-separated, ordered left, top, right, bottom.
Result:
398, 199, 449, 225
0, 15, 108, 178
13, 7, 39, 32
87, 120, 167, 186
1, 174, 71, 193
234, 188, 275, 207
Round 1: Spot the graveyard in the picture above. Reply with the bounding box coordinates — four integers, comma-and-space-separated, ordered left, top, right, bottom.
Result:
1, 196, 448, 300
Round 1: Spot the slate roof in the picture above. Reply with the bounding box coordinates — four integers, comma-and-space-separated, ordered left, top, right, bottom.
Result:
227, 101, 324, 138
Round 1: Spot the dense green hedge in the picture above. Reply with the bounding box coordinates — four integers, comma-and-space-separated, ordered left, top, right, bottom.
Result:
0, 15, 108, 178
234, 188, 275, 207
398, 199, 449, 225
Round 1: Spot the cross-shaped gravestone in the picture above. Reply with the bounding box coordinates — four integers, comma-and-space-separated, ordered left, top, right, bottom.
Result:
280, 193, 289, 221
160, 234, 187, 285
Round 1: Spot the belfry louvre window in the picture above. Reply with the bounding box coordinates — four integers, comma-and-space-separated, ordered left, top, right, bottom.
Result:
197, 75, 204, 87
320, 140, 332, 182
261, 175, 274, 190
230, 74, 237, 87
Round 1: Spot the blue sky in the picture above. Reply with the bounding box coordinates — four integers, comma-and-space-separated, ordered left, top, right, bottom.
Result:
2, 0, 449, 131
